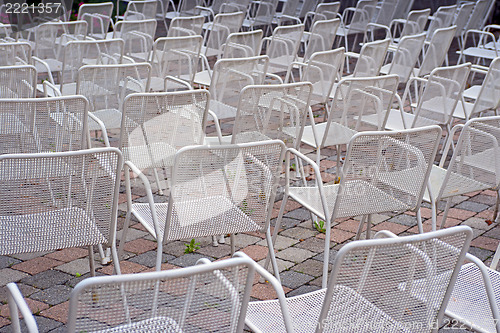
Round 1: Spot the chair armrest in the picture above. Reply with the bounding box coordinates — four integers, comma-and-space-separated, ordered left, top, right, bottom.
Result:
285, 61, 308, 83
32, 56, 55, 85
439, 124, 464, 167
266, 72, 283, 84
164, 75, 192, 91
7, 283, 39, 333
87, 113, 110, 147
279, 15, 302, 26
207, 110, 223, 144
373, 230, 398, 239
42, 81, 61, 97
367, 22, 391, 39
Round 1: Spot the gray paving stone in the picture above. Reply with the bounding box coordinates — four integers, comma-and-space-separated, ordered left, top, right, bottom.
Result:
484, 227, 500, 239
163, 240, 192, 257
10, 251, 50, 261
170, 253, 208, 267
313, 248, 338, 264
235, 234, 262, 248
273, 217, 304, 229
280, 227, 316, 240
276, 247, 315, 263
284, 208, 313, 221
117, 227, 149, 242
286, 284, 321, 297
353, 214, 390, 224
463, 217, 494, 230
257, 235, 298, 250
31, 285, 72, 306
257, 258, 295, 273
130, 251, 174, 268
279, 270, 314, 289
292, 259, 326, 277
55, 258, 101, 276
468, 247, 494, 261
0, 317, 63, 333
455, 201, 489, 213
0, 256, 21, 269
21, 270, 73, 290
294, 237, 327, 253
197, 244, 232, 258
470, 194, 497, 206
0, 268, 28, 286
388, 214, 417, 227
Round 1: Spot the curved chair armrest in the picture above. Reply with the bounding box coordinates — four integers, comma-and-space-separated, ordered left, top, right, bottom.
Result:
7, 283, 39, 333
265, 72, 284, 84
87, 113, 110, 147
285, 61, 307, 83
42, 81, 62, 97
195, 5, 214, 20
207, 110, 223, 144
374, 230, 398, 239
279, 14, 302, 26
367, 22, 391, 40
471, 64, 489, 75
121, 55, 136, 64
164, 75, 192, 91
439, 124, 464, 167
32, 56, 55, 85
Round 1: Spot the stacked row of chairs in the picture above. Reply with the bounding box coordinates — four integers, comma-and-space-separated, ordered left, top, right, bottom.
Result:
2, 0, 500, 331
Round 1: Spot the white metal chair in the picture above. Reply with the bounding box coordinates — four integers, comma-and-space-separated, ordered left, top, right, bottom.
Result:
162, 0, 203, 21
335, 0, 378, 53
120, 140, 286, 281
8, 252, 260, 333
301, 18, 340, 63
202, 11, 245, 59
446, 239, 500, 333
452, 2, 475, 49
77, 2, 114, 39
167, 15, 204, 37
241, 0, 280, 34
424, 116, 500, 231
413, 25, 457, 77
344, 37, 391, 79
303, 2, 340, 27
247, 225, 472, 331
0, 65, 37, 98
111, 19, 156, 60
0, 148, 123, 276
222, 29, 263, 58
458, 25, 500, 65
425, 4, 457, 41
0, 42, 31, 65
389, 8, 430, 43
120, 0, 158, 21
264, 23, 305, 75
278, 126, 442, 287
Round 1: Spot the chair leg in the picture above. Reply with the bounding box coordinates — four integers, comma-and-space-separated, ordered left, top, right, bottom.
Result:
366, 214, 372, 239
265, 228, 281, 283
439, 198, 452, 230
263, 193, 288, 271
153, 167, 164, 195
493, 189, 500, 223
416, 208, 424, 233
88, 245, 96, 277
321, 217, 332, 288
431, 200, 437, 231
230, 234, 235, 255
118, 211, 133, 259
355, 215, 367, 240
111, 244, 122, 275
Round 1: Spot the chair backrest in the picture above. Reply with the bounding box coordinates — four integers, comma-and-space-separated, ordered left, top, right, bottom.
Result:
439, 116, 500, 200
466, 0, 490, 31
209, 55, 269, 119
470, 57, 500, 118
223, 30, 263, 58
176, 0, 204, 16
400, 8, 431, 38
453, 2, 475, 38
371, 0, 398, 26
151, 35, 202, 85
411, 63, 470, 128
114, 19, 156, 56
327, 75, 399, 135
124, 0, 157, 20
205, 11, 245, 58
167, 15, 204, 37
0, 42, 31, 65
0, 65, 36, 98
119, 89, 209, 170
0, 147, 122, 255
386, 32, 426, 83
303, 18, 340, 62
77, 2, 114, 39
345, 0, 378, 35
232, 82, 313, 148
332, 125, 441, 220
392, 0, 414, 20
266, 23, 304, 73
417, 25, 456, 77
77, 63, 152, 114
0, 96, 90, 155
318, 226, 472, 332
65, 253, 257, 332
311, 2, 340, 24
426, 4, 457, 40
34, 21, 88, 59
298, 0, 322, 19
165, 140, 285, 242
278, 0, 301, 23
247, 0, 280, 27
353, 38, 390, 77
300, 47, 345, 105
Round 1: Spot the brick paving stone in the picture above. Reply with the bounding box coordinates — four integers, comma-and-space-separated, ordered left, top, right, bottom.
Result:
294, 237, 326, 253
0, 256, 21, 269
313, 248, 338, 265
292, 259, 325, 277
406, 207, 433, 219
162, 240, 192, 257
12, 257, 63, 276
0, 317, 9, 329
279, 270, 314, 289
284, 208, 313, 221
30, 285, 71, 306
0, 268, 29, 286
455, 201, 489, 213
326, 228, 355, 243
129, 251, 174, 268
21, 270, 72, 290
476, 209, 496, 220
257, 258, 294, 273
470, 194, 497, 206
117, 227, 149, 242
197, 244, 232, 258
372, 221, 409, 235
388, 214, 418, 227
0, 298, 49, 318
100, 261, 147, 275
10, 251, 50, 261
286, 284, 321, 297
251, 282, 291, 301
44, 248, 88, 263
470, 236, 499, 252
234, 234, 261, 248
257, 235, 298, 250
484, 227, 500, 240
276, 247, 315, 263
122, 238, 157, 254
274, 217, 304, 229
446, 208, 476, 220
240, 245, 271, 262
39, 301, 70, 323
55, 258, 98, 276
170, 253, 210, 267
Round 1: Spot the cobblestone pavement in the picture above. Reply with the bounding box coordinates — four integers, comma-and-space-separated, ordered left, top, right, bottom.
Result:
0, 38, 495, 333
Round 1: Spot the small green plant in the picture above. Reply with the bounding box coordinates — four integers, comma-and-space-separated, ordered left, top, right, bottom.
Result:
314, 220, 326, 233
75, 272, 82, 278
290, 163, 296, 171
185, 239, 200, 253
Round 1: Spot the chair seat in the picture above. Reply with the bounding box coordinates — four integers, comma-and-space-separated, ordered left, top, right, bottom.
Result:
131, 195, 261, 241
122, 143, 177, 170
89, 109, 123, 131
193, 70, 212, 87
463, 85, 481, 101
446, 263, 500, 333
0, 207, 106, 255
210, 100, 237, 119
246, 285, 411, 333
452, 100, 474, 120
460, 47, 498, 60
301, 122, 357, 149
97, 316, 183, 333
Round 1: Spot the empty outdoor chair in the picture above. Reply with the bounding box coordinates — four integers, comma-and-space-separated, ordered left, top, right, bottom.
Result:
465, 0, 494, 31
304, 1, 340, 26
167, 15, 204, 37
0, 148, 123, 276
111, 19, 156, 60
196, 0, 251, 19
458, 26, 499, 64
0, 65, 37, 98
371, 0, 398, 27
119, 0, 157, 21
118, 89, 214, 194
162, 0, 203, 21
335, 0, 378, 53
241, 0, 280, 34
273, 0, 301, 25
389, 8, 430, 43
0, 41, 31, 66
120, 140, 286, 280
425, 4, 457, 41
424, 116, 500, 231
222, 29, 263, 58
202, 11, 245, 59
77, 2, 114, 39
276, 126, 442, 287
301, 18, 340, 63
446, 236, 500, 333
452, 2, 475, 49
8, 252, 261, 333
248, 226, 472, 331
391, 0, 414, 20
264, 24, 304, 75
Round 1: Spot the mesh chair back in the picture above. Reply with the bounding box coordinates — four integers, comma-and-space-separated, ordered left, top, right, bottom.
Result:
232, 82, 313, 148
0, 148, 122, 255
333, 126, 441, 219
0, 96, 89, 155
372, 0, 397, 26
0, 42, 31, 65
77, 2, 114, 39
298, 0, 321, 19
278, 0, 301, 20
210, 55, 269, 119
167, 15, 204, 37
418, 25, 456, 77
119, 89, 209, 170
205, 12, 245, 57
453, 2, 475, 38
114, 19, 156, 56
439, 116, 500, 200
164, 141, 285, 242
67, 255, 256, 332
124, 0, 157, 20
426, 5, 457, 40
152, 35, 202, 85
246, 0, 280, 28
223, 30, 263, 58
392, 0, 414, 20
176, 0, 204, 16
353, 38, 390, 77
345, 0, 377, 34
309, 2, 340, 25
319, 226, 472, 332
34, 21, 87, 59
469, 57, 500, 118
386, 32, 426, 83
0, 65, 36, 98
400, 8, 430, 38
466, 0, 489, 31
412, 63, 470, 128
303, 18, 340, 62
266, 24, 304, 73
